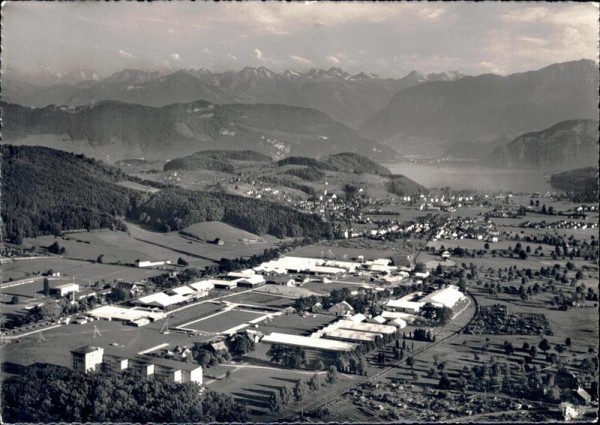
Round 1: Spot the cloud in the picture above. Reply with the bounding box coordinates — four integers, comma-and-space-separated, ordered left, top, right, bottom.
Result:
171, 53, 181, 61
118, 49, 133, 59
254, 48, 263, 59
326, 56, 340, 64
289, 55, 313, 66
227, 52, 238, 61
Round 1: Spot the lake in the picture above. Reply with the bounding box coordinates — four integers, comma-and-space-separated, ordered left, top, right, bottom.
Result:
386, 162, 552, 193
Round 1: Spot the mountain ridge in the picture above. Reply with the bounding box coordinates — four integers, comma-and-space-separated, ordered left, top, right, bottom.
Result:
3, 66, 466, 129
359, 59, 598, 153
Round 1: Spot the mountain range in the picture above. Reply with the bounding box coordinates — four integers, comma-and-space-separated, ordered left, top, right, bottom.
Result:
3, 67, 466, 129
359, 60, 598, 154
1, 100, 394, 161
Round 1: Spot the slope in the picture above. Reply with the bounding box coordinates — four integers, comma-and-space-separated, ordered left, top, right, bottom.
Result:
485, 120, 599, 170
2, 100, 393, 162
360, 60, 598, 153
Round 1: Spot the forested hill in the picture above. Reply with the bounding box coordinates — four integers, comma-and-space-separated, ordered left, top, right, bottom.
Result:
276, 152, 392, 176
1, 145, 135, 242
131, 188, 332, 238
550, 167, 598, 202
485, 119, 599, 170
164, 149, 271, 172
1, 145, 332, 242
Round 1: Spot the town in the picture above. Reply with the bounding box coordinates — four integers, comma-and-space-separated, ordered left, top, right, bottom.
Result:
1, 184, 598, 422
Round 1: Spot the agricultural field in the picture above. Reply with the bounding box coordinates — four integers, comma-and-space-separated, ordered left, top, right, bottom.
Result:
1, 258, 162, 284
23, 230, 198, 265
125, 221, 280, 262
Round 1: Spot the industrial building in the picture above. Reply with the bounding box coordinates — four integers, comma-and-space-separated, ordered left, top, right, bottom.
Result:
50, 283, 79, 297
71, 346, 105, 373
419, 285, 465, 309
262, 332, 356, 352
86, 305, 165, 324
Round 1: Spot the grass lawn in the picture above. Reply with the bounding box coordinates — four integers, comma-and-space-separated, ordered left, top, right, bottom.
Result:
180, 309, 267, 334
1, 258, 162, 284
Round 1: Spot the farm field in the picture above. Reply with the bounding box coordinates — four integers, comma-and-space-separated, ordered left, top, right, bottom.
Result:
24, 230, 198, 264
0, 258, 162, 284
125, 221, 280, 261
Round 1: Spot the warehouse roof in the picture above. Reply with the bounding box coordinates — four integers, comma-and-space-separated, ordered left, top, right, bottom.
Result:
188, 281, 215, 291
337, 319, 396, 334
420, 285, 465, 308
324, 328, 378, 342
261, 332, 356, 352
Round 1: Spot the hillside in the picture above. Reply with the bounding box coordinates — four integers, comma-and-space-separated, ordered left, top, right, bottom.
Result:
1, 145, 333, 242
485, 120, 599, 170
386, 175, 428, 196
164, 150, 271, 172
3, 67, 465, 129
2, 100, 393, 161
550, 167, 598, 202
0, 145, 134, 242
360, 60, 598, 154
276, 153, 391, 176
132, 188, 331, 238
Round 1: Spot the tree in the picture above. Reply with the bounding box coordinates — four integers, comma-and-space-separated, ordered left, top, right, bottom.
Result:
43, 278, 50, 296
177, 257, 189, 266
565, 337, 572, 348
539, 339, 551, 354
308, 373, 321, 391
269, 392, 281, 414
406, 356, 415, 369
293, 379, 307, 401
438, 374, 452, 390
9, 295, 19, 305
279, 386, 292, 405
326, 365, 338, 384
225, 370, 232, 381
97, 254, 104, 264
40, 302, 62, 320
228, 334, 255, 356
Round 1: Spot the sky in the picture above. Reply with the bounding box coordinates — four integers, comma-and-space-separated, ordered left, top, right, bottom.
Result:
2, 1, 598, 83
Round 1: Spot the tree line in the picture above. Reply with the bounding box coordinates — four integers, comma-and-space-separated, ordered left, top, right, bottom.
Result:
1, 365, 248, 423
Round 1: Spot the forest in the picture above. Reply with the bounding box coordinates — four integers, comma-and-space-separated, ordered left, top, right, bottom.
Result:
1, 145, 332, 242
1, 365, 247, 423
132, 188, 332, 238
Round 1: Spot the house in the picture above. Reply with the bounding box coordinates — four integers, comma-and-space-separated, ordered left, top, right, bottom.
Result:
441, 251, 451, 260
267, 275, 296, 286
213, 238, 225, 246
348, 313, 367, 323
575, 387, 592, 405
367, 315, 387, 325
328, 301, 354, 317
208, 341, 229, 353
311, 302, 324, 313
387, 318, 407, 328
115, 281, 144, 296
